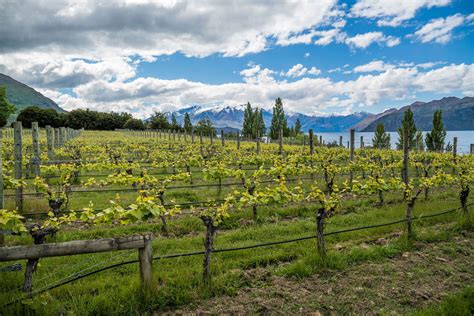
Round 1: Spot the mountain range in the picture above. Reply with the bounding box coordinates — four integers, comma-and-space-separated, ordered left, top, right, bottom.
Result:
1, 72, 473, 132
0, 74, 64, 119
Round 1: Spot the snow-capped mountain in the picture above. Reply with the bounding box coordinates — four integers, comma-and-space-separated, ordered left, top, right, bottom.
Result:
164, 105, 373, 132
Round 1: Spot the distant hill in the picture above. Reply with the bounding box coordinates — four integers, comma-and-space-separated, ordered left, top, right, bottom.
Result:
359, 97, 474, 132
0, 73, 64, 119
166, 105, 373, 133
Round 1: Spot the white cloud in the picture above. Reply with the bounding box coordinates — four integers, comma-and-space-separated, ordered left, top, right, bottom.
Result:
345, 32, 400, 48
353, 60, 396, 73
411, 13, 467, 44
239, 64, 276, 84
304, 52, 310, 58
0, 0, 338, 59
37, 63, 474, 118
283, 64, 321, 77
350, 0, 451, 26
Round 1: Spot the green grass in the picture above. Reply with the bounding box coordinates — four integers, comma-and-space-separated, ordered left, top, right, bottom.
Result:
413, 286, 474, 316
1, 187, 471, 315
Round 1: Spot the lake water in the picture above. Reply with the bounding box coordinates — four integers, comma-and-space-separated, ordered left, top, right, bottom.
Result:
315, 131, 474, 154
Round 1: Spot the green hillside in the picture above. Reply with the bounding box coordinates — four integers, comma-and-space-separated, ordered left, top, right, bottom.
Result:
0, 73, 64, 120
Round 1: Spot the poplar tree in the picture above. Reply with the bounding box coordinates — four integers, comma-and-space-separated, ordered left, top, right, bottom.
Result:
396, 108, 417, 150
372, 123, 391, 149
242, 102, 254, 138
294, 118, 302, 136
252, 107, 266, 138
269, 97, 288, 140
425, 110, 446, 152
183, 112, 193, 133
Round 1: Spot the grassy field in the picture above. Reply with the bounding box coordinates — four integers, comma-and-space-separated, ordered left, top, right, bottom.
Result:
1, 186, 472, 315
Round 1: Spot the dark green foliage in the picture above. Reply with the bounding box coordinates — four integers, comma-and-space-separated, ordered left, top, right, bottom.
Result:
195, 117, 215, 136
16, 106, 62, 128
64, 109, 132, 130
123, 118, 145, 130
269, 97, 289, 140
148, 112, 171, 130
396, 108, 417, 150
0, 86, 16, 127
242, 103, 266, 138
425, 110, 446, 152
242, 102, 253, 137
372, 123, 391, 149
294, 118, 301, 136
183, 112, 193, 133
415, 130, 425, 151
170, 114, 181, 131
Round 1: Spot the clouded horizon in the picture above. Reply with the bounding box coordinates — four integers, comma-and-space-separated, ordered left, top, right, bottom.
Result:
0, 0, 473, 118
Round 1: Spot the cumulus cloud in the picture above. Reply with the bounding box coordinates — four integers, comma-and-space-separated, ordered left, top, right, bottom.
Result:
350, 0, 451, 26
353, 60, 396, 73
345, 32, 400, 48
283, 64, 321, 77
410, 13, 467, 44
0, 0, 338, 59
38, 63, 474, 118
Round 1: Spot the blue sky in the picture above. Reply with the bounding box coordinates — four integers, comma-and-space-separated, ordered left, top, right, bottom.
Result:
0, 0, 473, 117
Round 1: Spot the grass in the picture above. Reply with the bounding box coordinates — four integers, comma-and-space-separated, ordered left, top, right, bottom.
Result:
1, 186, 472, 315
413, 286, 474, 316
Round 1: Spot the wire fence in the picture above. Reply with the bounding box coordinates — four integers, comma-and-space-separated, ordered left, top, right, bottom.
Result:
1, 201, 470, 308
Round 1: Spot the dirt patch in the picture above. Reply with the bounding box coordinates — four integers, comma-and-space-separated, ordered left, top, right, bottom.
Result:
171, 232, 474, 315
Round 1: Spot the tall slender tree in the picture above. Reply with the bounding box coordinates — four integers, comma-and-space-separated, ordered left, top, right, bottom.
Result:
269, 97, 288, 140
183, 112, 193, 133
252, 107, 266, 138
425, 110, 446, 152
294, 118, 302, 136
242, 102, 254, 138
372, 123, 391, 149
396, 108, 417, 150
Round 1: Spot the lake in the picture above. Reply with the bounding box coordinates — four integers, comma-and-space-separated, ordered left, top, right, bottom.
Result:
315, 131, 474, 154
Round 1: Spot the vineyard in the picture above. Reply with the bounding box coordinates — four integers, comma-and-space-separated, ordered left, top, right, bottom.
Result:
0, 122, 473, 314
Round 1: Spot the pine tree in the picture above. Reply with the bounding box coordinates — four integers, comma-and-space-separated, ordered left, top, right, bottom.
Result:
396, 108, 417, 150
0, 87, 16, 127
269, 97, 288, 140
294, 118, 301, 136
183, 112, 193, 133
372, 123, 391, 149
425, 110, 446, 152
242, 102, 254, 138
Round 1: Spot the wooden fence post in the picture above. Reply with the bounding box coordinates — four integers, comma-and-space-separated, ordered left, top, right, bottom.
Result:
319, 135, 322, 146
309, 129, 314, 155
470, 144, 474, 154
199, 131, 203, 156
237, 131, 240, 150
191, 128, 195, 144
221, 129, 225, 147
339, 136, 343, 147
31, 122, 41, 176
14, 122, 23, 213
279, 128, 283, 156
54, 128, 59, 148
210, 129, 213, 145
138, 235, 153, 287
349, 129, 355, 188
46, 126, 53, 160
453, 137, 457, 161
360, 135, 364, 149
256, 131, 260, 155
403, 128, 412, 239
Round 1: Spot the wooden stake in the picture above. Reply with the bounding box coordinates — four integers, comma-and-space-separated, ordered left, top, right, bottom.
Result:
14, 122, 23, 213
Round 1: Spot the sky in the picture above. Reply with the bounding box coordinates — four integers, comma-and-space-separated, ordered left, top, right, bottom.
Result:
0, 0, 473, 118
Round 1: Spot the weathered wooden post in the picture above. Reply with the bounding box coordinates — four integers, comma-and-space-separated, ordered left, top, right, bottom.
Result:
349, 129, 355, 187
191, 128, 195, 144
14, 122, 23, 213
31, 122, 41, 176
210, 129, 214, 145
319, 135, 322, 146
46, 127, 54, 159
470, 144, 474, 154
359, 135, 364, 149
237, 130, 240, 150
309, 129, 314, 155
339, 136, 343, 147
303, 135, 306, 146
138, 235, 153, 287
279, 128, 283, 156
453, 137, 458, 161
54, 128, 60, 148
60, 127, 66, 147
199, 132, 204, 156
256, 131, 260, 155
221, 129, 225, 147
402, 128, 412, 239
